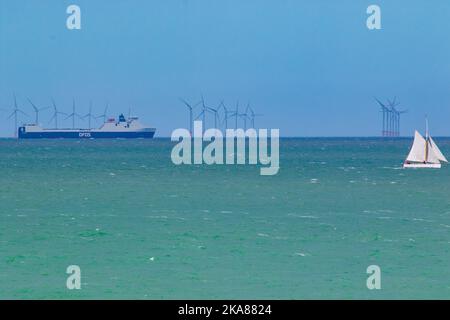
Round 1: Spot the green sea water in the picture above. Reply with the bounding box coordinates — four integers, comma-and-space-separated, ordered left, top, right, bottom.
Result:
0, 138, 449, 299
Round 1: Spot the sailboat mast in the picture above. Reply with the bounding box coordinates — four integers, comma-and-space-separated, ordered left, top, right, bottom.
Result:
425, 116, 429, 162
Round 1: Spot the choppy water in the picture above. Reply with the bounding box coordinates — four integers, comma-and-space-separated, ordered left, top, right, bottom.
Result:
0, 138, 449, 299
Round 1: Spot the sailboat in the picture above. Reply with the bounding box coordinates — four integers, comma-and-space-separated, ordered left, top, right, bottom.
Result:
403, 118, 448, 168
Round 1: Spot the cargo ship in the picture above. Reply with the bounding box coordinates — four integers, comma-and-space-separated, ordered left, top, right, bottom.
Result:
18, 114, 156, 139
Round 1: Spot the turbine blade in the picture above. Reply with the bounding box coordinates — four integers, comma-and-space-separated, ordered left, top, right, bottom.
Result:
18, 110, 29, 117
27, 97, 39, 112
179, 98, 192, 109
374, 97, 386, 108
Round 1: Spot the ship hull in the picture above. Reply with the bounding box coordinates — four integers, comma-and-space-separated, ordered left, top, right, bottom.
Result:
403, 162, 441, 169
18, 128, 155, 139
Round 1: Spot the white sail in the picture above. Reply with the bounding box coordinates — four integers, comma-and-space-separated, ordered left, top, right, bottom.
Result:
426, 139, 440, 164
429, 136, 448, 163
406, 131, 426, 162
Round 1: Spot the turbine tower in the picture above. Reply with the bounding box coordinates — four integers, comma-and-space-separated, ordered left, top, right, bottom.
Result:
195, 96, 208, 132
65, 98, 83, 129
221, 101, 233, 129
375, 97, 391, 137
82, 101, 94, 129
234, 101, 239, 129
239, 105, 249, 130
247, 105, 262, 128
207, 105, 220, 129
387, 97, 407, 137
96, 103, 109, 124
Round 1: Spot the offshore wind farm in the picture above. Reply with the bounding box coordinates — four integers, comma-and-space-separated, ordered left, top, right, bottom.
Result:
375, 97, 408, 137
0, 93, 436, 140
180, 96, 262, 134
2, 92, 438, 140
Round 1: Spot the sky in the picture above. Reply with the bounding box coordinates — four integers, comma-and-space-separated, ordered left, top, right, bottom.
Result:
1, 0, 450, 137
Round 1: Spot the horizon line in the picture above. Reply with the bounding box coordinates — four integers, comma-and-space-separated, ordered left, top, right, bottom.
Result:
0, 135, 445, 139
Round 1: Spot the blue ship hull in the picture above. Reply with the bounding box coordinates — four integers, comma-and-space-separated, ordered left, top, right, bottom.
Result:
18, 128, 155, 139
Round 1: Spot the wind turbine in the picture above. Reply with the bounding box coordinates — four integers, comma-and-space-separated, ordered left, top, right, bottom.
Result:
387, 97, 398, 136
180, 98, 200, 135
247, 105, 262, 128
195, 96, 208, 132
82, 101, 94, 129
207, 104, 220, 129
386, 97, 396, 136
387, 97, 407, 137
96, 103, 109, 124
220, 101, 232, 129
395, 108, 407, 137
48, 98, 67, 128
238, 102, 254, 130
64, 98, 83, 129
27, 98, 49, 125
396, 109, 407, 136
375, 97, 390, 137
238, 107, 249, 130
7, 94, 29, 137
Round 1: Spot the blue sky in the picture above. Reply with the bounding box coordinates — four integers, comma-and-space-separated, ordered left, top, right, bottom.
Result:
1, 0, 450, 137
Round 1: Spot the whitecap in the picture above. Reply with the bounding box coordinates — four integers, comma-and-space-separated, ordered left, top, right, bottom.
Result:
146, 215, 168, 219
294, 252, 309, 257
288, 214, 319, 219
412, 218, 433, 223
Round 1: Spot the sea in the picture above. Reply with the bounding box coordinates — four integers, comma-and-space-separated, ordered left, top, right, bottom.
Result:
0, 138, 449, 299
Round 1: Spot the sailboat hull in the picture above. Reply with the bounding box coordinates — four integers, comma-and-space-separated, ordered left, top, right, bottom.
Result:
403, 162, 441, 169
